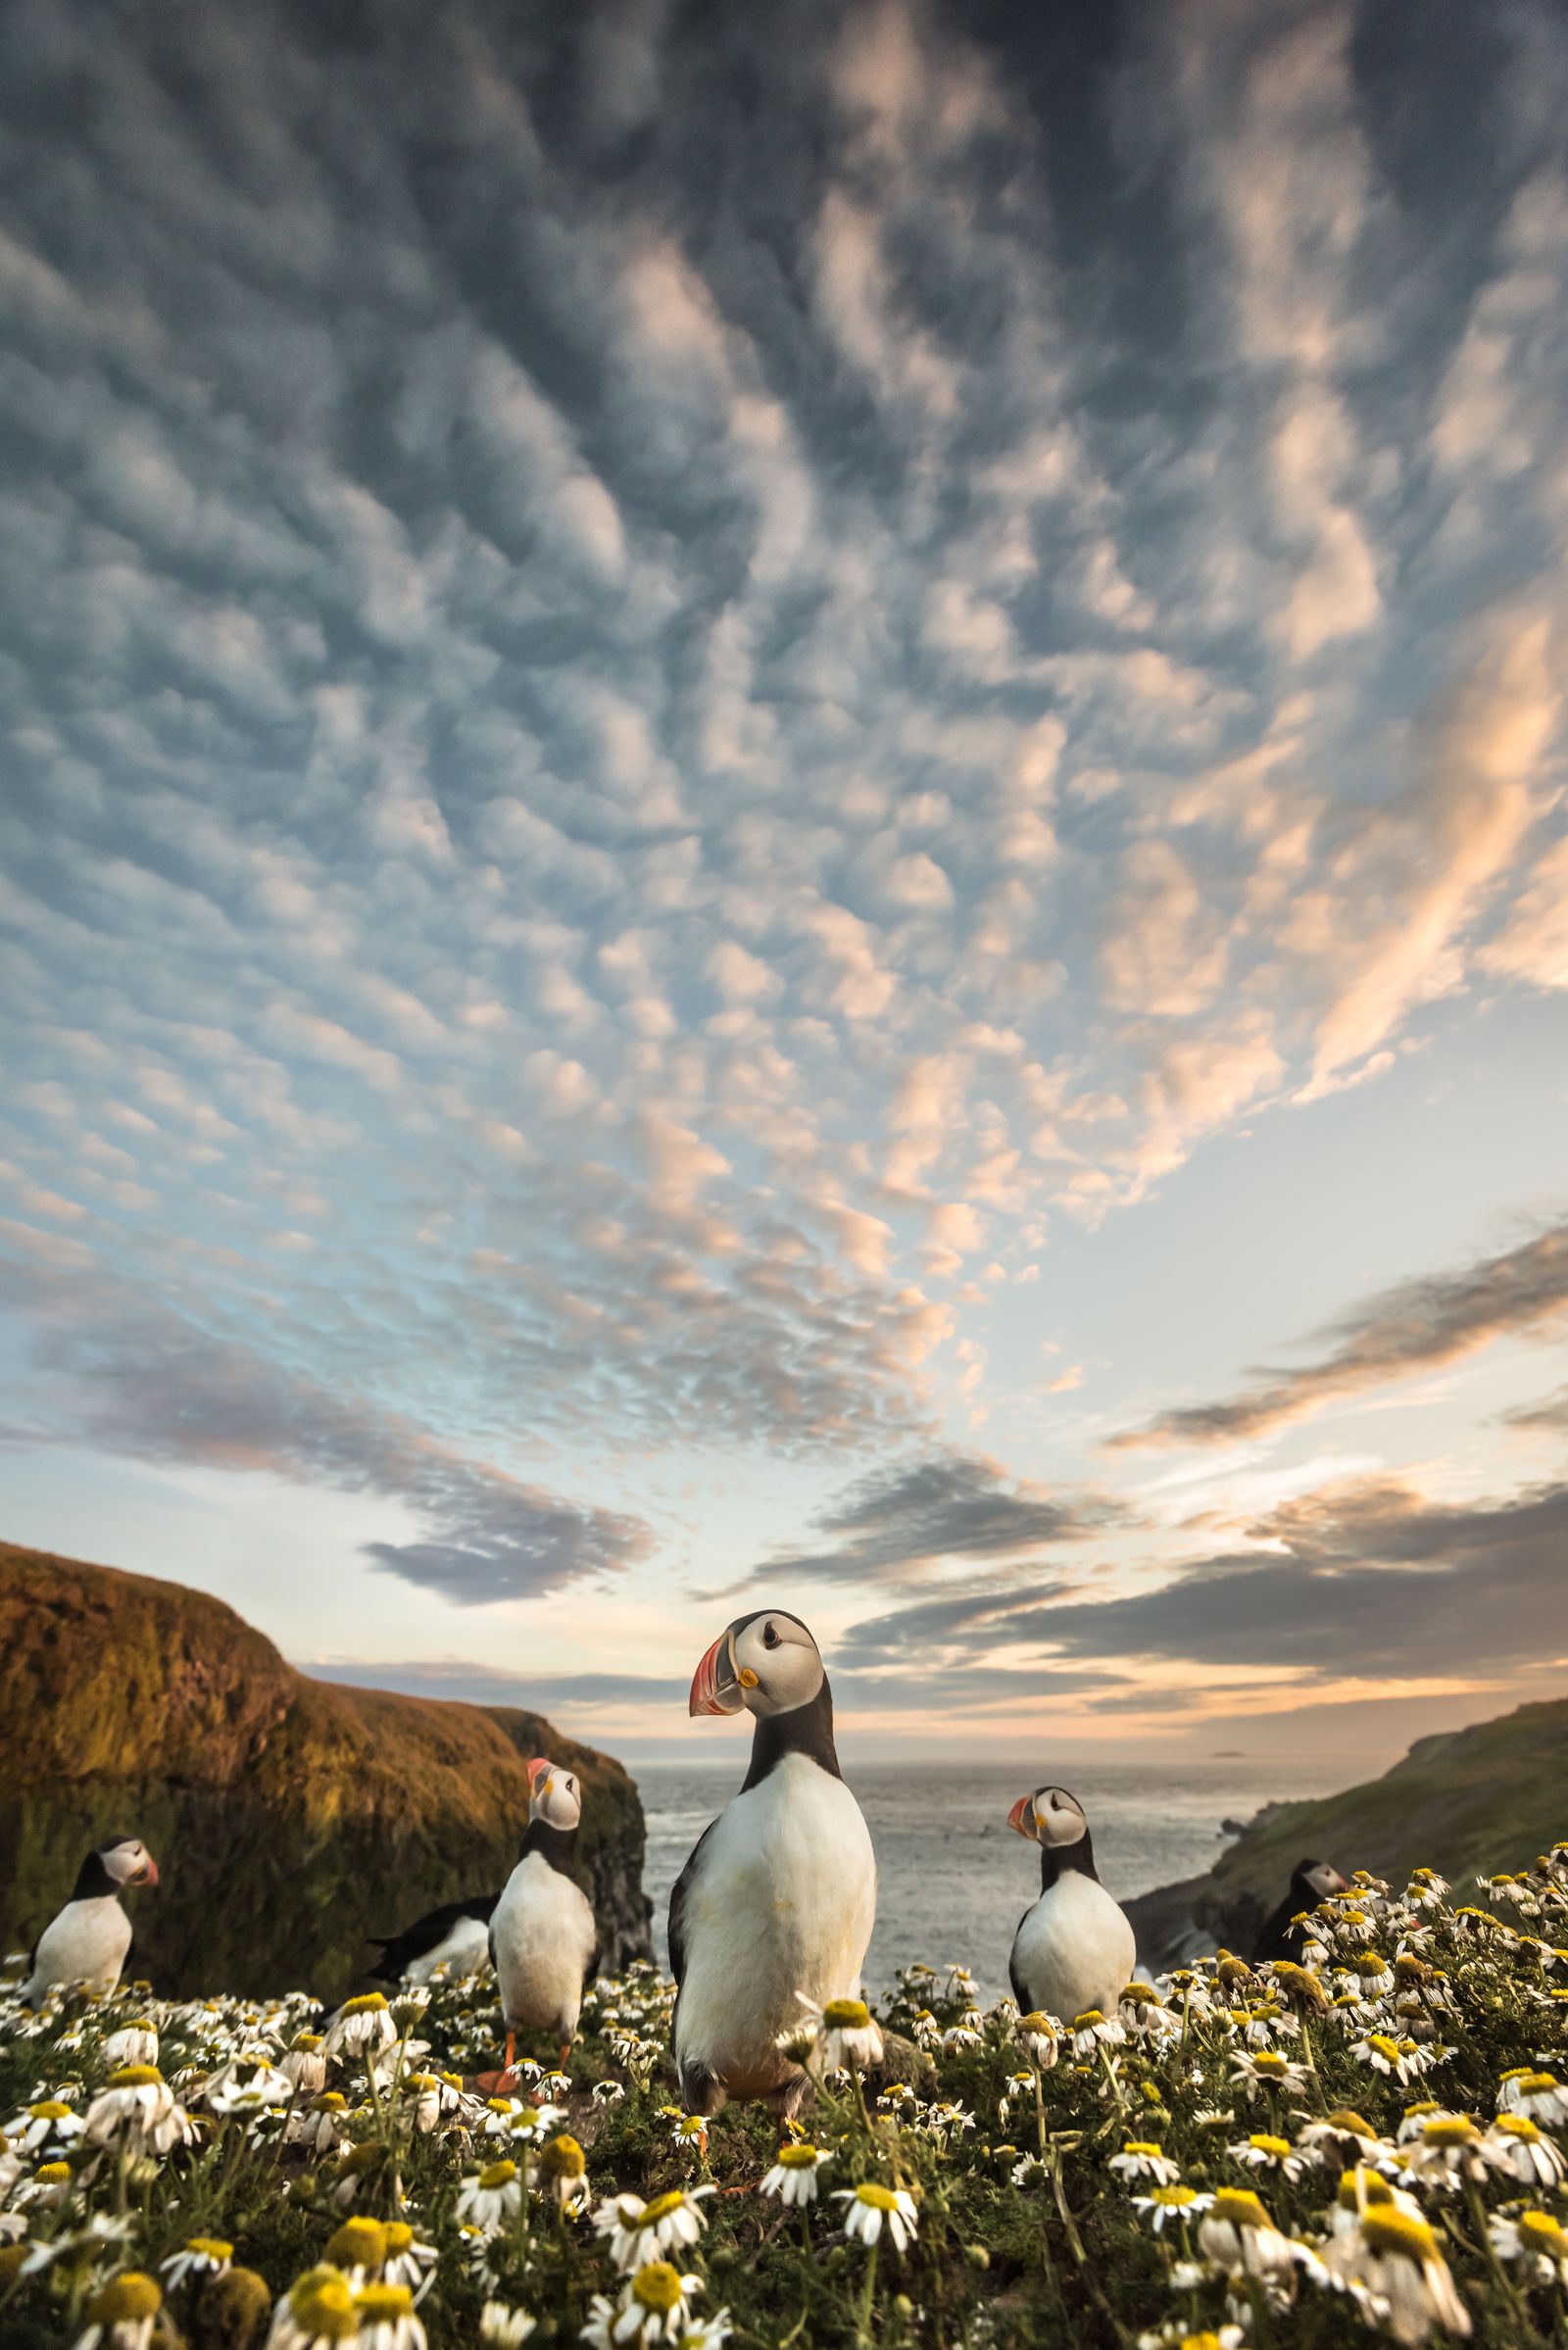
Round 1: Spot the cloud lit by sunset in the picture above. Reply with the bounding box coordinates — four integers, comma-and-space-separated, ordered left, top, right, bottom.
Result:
1, 0, 1565, 1766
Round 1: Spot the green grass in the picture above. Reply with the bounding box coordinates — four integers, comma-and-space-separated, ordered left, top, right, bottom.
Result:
4, 1840, 1568, 2348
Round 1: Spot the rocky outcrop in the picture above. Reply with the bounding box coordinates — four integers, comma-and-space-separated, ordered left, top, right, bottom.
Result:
1127, 1697, 1568, 1971
0, 1542, 651, 2001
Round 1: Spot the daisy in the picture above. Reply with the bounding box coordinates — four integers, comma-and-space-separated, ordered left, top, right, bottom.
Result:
457, 2162, 523, 2231
1352, 2034, 1428, 2086
592, 2081, 627, 2107
1130, 2184, 1213, 2234
271, 2271, 355, 2350
1230, 2049, 1309, 2097
1108, 2142, 1181, 2186
479, 2306, 538, 2347
1014, 2014, 1060, 2067
322, 1995, 398, 2060
324, 2218, 389, 2280
377, 2225, 435, 2294
1487, 2116, 1566, 2187
74, 2272, 164, 2350
281, 2035, 328, 2094
595, 2189, 713, 2274
1497, 2068, 1568, 2124
9, 2101, 84, 2152
353, 2283, 426, 2350
160, 2237, 232, 2290
760, 2145, 830, 2206
84, 2069, 195, 2156
1197, 2187, 1298, 2278
100, 2024, 159, 2071
483, 2098, 566, 2146
1404, 2116, 1490, 2186
581, 2264, 703, 2347
1489, 2208, 1568, 2286
206, 2056, 295, 2117
835, 2182, 918, 2253
537, 2133, 592, 2212
286, 2093, 352, 2157
666, 2114, 709, 2157
1228, 2133, 1309, 2182
1070, 2011, 1125, 2056
1331, 2204, 1473, 2347
794, 1994, 884, 2073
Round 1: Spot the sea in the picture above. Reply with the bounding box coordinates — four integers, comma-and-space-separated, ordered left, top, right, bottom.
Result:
638, 1755, 1350, 2006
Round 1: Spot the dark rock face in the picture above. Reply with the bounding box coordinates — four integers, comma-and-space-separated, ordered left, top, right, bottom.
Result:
1127, 1698, 1568, 1973
0, 1542, 652, 2001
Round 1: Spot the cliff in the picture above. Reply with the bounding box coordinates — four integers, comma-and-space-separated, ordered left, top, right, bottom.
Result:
1127, 1695, 1568, 1969
0, 1542, 652, 2001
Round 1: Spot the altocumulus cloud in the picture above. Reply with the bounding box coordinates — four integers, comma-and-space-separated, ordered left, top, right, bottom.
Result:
0, 0, 1565, 1661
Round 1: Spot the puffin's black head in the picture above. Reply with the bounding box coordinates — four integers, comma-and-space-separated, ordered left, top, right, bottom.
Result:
689, 1610, 824, 1722
1292, 1858, 1348, 1899
1007, 1785, 1090, 1849
101, 1836, 159, 1887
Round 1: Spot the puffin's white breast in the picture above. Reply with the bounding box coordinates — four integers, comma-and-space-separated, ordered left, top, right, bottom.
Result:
491, 1854, 596, 2034
1010, 1873, 1136, 2023
676, 1753, 877, 2097
405, 1914, 492, 1985
27, 1898, 132, 2001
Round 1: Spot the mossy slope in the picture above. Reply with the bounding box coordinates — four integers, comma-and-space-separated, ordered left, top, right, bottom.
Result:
1128, 1693, 1568, 1965
0, 1542, 651, 2001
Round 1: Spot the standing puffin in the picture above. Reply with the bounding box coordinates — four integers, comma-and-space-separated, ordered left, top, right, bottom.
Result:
1253, 1858, 1348, 1965
367, 1891, 499, 1987
669, 1609, 876, 2120
1006, 1785, 1135, 2022
24, 1836, 159, 2005
487, 1757, 598, 2086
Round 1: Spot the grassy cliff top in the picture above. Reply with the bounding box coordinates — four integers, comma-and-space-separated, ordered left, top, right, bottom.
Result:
1130, 1690, 1568, 1962
0, 1539, 631, 1807
0, 1541, 648, 1995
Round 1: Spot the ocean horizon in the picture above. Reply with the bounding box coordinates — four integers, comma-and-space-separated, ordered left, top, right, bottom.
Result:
638, 1753, 1351, 2006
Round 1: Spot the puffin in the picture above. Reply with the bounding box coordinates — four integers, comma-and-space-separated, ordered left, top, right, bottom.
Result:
24, 1836, 159, 2005
1253, 1858, 1348, 1966
669, 1608, 877, 2120
367, 1891, 499, 1986
1006, 1785, 1135, 2022
486, 1757, 598, 2086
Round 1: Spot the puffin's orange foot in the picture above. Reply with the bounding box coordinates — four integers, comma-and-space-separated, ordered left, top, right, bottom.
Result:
474, 2067, 521, 2096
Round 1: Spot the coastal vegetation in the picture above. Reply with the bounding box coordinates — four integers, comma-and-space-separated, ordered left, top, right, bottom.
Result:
4, 1836, 1568, 2347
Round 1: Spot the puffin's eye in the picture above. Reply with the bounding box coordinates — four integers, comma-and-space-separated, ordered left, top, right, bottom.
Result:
762, 1621, 780, 1648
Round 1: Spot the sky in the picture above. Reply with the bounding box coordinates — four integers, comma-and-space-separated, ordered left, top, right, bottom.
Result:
1, 0, 1566, 1772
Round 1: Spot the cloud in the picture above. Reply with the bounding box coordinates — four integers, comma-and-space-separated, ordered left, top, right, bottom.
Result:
1020, 1473, 1568, 1682
739, 1450, 1124, 1591
0, 1248, 653, 1605
1112, 1214, 1568, 1449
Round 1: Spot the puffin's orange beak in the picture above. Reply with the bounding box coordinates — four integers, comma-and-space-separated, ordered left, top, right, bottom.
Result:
139, 1858, 160, 1887
689, 1631, 743, 1717
1325, 1867, 1348, 1894
1007, 1793, 1037, 1840
526, 1756, 553, 1795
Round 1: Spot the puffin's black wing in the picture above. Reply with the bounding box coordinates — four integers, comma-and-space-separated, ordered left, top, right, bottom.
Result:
1008, 1906, 1033, 2010
666, 1821, 717, 1991
368, 1893, 499, 1983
